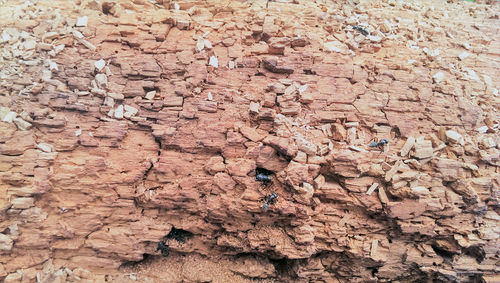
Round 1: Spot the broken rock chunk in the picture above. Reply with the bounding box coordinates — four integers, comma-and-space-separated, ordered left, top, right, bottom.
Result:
414, 138, 433, 159
95, 74, 108, 89
262, 57, 294, 74
400, 136, 415, 157
445, 130, 464, 146
13, 117, 32, 130
249, 102, 260, 115
123, 105, 138, 118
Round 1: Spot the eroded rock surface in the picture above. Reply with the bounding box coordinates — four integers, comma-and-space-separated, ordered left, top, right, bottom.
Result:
0, 0, 499, 282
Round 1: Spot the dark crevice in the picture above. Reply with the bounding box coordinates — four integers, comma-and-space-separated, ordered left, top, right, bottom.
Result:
141, 162, 154, 183
431, 244, 455, 260
368, 266, 379, 277
153, 135, 162, 154
270, 258, 296, 278
463, 246, 485, 263
165, 227, 193, 243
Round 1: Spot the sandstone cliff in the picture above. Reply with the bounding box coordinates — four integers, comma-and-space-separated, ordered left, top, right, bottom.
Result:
0, 0, 499, 282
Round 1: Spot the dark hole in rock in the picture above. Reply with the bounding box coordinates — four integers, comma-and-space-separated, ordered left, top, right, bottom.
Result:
270, 258, 295, 278
102, 2, 115, 15
165, 227, 193, 243
431, 244, 454, 259
464, 246, 485, 263
256, 167, 274, 176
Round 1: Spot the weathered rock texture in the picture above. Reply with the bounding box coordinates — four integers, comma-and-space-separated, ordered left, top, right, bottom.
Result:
0, 0, 499, 282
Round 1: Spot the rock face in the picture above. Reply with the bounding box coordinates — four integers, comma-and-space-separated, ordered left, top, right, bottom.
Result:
0, 0, 499, 282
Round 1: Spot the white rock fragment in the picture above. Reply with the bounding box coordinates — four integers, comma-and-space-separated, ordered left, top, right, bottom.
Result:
228, 61, 235, 69
349, 145, 367, 152
462, 42, 471, 50
124, 105, 138, 114
462, 163, 479, 171
72, 30, 84, 39
411, 186, 430, 196
105, 66, 113, 76
0, 233, 13, 251
81, 39, 96, 51
479, 137, 496, 149
476, 126, 488, 134
204, 39, 212, 49
400, 136, 415, 157
0, 107, 11, 120
413, 138, 433, 159
23, 39, 36, 50
434, 143, 447, 152
324, 40, 348, 53
54, 44, 65, 54
196, 38, 204, 52
123, 105, 138, 118
107, 93, 124, 100
49, 61, 58, 71
207, 92, 213, 101
249, 102, 260, 114
13, 118, 32, 130
458, 51, 470, 60
367, 35, 382, 42
42, 69, 52, 81
366, 183, 379, 195
463, 68, 480, 81
75, 129, 82, 137
35, 41, 50, 50
145, 91, 156, 100
94, 59, 106, 71
433, 71, 444, 83
76, 16, 88, 27
177, 19, 191, 30
174, 2, 180, 10
209, 56, 218, 68
103, 96, 114, 107
423, 47, 440, 60
0, 30, 11, 43
2, 111, 17, 123
44, 32, 58, 41
370, 239, 378, 258
95, 74, 108, 89
298, 84, 308, 94
11, 197, 35, 209
445, 130, 464, 145
114, 105, 124, 119
37, 143, 53, 153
